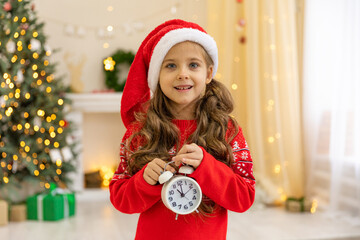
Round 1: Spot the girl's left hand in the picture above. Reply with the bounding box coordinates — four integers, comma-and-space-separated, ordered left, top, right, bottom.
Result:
172, 143, 203, 169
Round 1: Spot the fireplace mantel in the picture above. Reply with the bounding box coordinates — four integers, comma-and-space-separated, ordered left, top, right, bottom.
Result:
67, 93, 122, 113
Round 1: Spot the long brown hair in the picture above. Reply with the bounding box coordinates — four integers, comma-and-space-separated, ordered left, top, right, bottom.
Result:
126, 44, 239, 215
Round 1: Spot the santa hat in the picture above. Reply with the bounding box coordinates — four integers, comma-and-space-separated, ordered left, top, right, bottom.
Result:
121, 19, 218, 128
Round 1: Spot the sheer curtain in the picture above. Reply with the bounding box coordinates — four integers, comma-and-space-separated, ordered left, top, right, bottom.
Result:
303, 0, 360, 221
207, 0, 305, 203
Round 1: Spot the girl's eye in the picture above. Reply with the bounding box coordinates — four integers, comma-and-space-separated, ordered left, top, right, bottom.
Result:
190, 63, 199, 68
166, 63, 176, 69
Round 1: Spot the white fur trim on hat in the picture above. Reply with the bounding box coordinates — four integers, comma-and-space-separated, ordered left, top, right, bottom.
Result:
147, 28, 218, 93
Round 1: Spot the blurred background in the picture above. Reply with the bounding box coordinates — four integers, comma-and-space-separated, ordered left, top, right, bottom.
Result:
0, 0, 359, 239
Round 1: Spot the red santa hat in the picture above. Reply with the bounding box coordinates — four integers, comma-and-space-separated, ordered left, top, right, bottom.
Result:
121, 19, 218, 128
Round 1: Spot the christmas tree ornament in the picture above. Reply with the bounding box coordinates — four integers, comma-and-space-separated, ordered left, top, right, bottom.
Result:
160, 162, 202, 219
30, 39, 41, 51
3, 2, 12, 11
6, 40, 16, 53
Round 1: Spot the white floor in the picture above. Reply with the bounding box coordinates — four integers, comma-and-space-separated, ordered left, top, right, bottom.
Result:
1, 189, 360, 240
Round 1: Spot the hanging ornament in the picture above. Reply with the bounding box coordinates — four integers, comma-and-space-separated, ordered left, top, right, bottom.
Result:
64, 24, 75, 36
31, 4, 35, 11
6, 40, 16, 53
17, 69, 24, 83
77, 26, 87, 38
3, 2, 12, 12
236, 0, 243, 3
132, 22, 145, 32
49, 149, 62, 163
30, 39, 41, 51
21, 23, 29, 30
61, 147, 73, 162
33, 116, 41, 126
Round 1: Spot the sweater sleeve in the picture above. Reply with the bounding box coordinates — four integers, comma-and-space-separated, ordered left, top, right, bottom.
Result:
189, 126, 255, 213
109, 127, 162, 214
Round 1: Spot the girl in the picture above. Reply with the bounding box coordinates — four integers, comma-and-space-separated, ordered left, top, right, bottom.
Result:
109, 19, 255, 240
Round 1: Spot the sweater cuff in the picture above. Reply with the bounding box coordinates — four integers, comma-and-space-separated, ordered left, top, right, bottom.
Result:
134, 165, 162, 194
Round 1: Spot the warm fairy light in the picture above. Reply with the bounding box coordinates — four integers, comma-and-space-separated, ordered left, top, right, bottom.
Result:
32, 64, 38, 70
40, 164, 45, 170
100, 166, 115, 187
33, 72, 38, 78
57, 128, 63, 134
232, 84, 238, 90
50, 132, 56, 138
24, 112, 29, 118
11, 55, 18, 63
20, 141, 26, 147
274, 164, 281, 174
46, 87, 52, 93
58, 99, 64, 105
44, 139, 50, 145
56, 159, 62, 167
3, 177, 9, 184
46, 116, 52, 122
34, 170, 39, 176
268, 136, 275, 143
56, 169, 62, 175
44, 60, 49, 66
25, 123, 30, 129
21, 30, 26, 35
17, 124, 23, 130
37, 109, 45, 117
107, 25, 113, 32
59, 120, 65, 126
14, 32, 19, 38
45, 183, 50, 189
54, 142, 60, 148
34, 126, 40, 132
103, 43, 109, 49
107, 6, 114, 11
103, 57, 115, 71
13, 155, 18, 161
33, 52, 39, 59
25, 93, 31, 99
33, 32, 38, 38
234, 57, 240, 63
20, 59, 25, 64
311, 200, 318, 214
24, 146, 30, 152
37, 80, 42, 85
270, 44, 276, 50
21, 17, 27, 23
33, 159, 38, 165
3, 73, 9, 79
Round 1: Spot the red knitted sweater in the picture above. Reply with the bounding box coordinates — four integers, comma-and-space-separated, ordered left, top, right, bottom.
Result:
109, 119, 255, 240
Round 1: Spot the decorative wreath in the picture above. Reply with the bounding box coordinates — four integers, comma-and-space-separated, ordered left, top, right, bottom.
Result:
103, 49, 135, 92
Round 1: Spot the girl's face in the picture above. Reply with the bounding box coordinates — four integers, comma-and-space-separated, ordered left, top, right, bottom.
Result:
159, 41, 213, 119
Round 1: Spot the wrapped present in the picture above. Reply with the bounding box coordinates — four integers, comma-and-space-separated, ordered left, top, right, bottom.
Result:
10, 204, 27, 222
285, 197, 313, 212
0, 200, 8, 226
27, 188, 75, 221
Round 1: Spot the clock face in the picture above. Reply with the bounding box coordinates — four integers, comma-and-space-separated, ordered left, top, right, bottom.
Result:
162, 176, 202, 215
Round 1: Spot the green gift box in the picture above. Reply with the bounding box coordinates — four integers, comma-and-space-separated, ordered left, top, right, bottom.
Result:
26, 189, 75, 221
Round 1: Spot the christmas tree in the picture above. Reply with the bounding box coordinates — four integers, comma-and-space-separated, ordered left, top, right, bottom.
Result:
0, 0, 77, 203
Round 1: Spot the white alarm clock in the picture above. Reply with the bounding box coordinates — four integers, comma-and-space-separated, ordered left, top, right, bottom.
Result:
159, 163, 202, 217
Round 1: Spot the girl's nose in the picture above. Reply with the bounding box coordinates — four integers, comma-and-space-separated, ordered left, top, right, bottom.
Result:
177, 68, 189, 80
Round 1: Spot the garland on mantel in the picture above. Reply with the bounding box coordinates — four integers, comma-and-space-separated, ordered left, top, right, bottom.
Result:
103, 49, 135, 92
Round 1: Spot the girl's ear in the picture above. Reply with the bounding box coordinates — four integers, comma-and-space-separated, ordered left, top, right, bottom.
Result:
206, 65, 213, 84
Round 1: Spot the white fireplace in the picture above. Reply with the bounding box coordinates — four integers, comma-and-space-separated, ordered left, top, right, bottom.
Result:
66, 93, 125, 191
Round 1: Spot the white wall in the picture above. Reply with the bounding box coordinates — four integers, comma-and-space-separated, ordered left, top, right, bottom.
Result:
33, 0, 208, 177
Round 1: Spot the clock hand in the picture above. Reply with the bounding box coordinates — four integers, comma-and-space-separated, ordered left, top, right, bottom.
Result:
177, 189, 185, 197
180, 184, 184, 194
184, 188, 192, 196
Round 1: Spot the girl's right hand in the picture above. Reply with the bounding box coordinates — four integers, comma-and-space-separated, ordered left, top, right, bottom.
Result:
143, 158, 176, 185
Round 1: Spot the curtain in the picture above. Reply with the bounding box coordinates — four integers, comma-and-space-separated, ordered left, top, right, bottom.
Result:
207, 0, 305, 202
303, 0, 360, 221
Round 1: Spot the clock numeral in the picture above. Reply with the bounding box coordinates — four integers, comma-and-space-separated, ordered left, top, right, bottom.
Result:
189, 201, 193, 206
192, 196, 196, 200
168, 197, 173, 202
178, 204, 182, 210
169, 190, 174, 195
172, 202, 177, 207
193, 189, 197, 194
172, 184, 176, 189
189, 183, 193, 188
184, 180, 187, 185
177, 180, 183, 186
184, 205, 188, 210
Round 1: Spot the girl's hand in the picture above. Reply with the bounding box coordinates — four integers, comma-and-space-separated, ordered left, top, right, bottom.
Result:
143, 158, 176, 185
172, 143, 203, 169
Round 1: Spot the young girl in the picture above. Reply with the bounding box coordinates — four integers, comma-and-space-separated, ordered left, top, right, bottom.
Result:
109, 19, 255, 240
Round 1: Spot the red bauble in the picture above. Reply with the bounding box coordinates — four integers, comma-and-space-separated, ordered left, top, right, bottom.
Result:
3, 2, 12, 11
63, 120, 68, 128
237, 0, 243, 3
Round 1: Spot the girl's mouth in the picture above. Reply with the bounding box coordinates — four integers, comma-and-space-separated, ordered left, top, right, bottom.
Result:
174, 86, 193, 90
